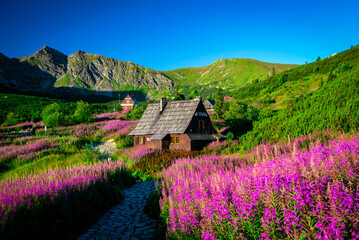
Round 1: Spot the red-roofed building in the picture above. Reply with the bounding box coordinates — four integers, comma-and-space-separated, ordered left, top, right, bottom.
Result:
120, 94, 141, 110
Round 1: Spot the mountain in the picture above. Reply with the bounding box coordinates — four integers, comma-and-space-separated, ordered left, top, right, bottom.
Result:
164, 58, 297, 98
0, 46, 174, 100
0, 46, 297, 100
57, 50, 173, 93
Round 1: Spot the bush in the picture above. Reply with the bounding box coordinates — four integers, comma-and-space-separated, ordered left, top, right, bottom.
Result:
126, 104, 145, 120
131, 151, 202, 179
41, 103, 66, 127
73, 101, 94, 124
3, 112, 21, 127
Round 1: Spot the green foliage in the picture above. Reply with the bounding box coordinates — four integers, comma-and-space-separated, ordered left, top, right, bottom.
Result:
41, 103, 66, 127
338, 62, 350, 73
214, 88, 224, 119
113, 134, 133, 149
260, 94, 275, 107
224, 101, 259, 137
132, 151, 202, 179
0, 93, 72, 126
231, 44, 359, 148
3, 112, 20, 126
73, 100, 94, 124
226, 132, 234, 141
115, 103, 122, 112
144, 189, 162, 220
126, 104, 146, 120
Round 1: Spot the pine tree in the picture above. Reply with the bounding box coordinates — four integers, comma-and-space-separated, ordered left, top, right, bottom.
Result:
214, 88, 224, 120
317, 56, 321, 61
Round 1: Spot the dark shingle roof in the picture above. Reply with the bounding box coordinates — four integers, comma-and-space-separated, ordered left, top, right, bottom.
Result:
204, 99, 215, 109
186, 134, 216, 141
129, 99, 201, 135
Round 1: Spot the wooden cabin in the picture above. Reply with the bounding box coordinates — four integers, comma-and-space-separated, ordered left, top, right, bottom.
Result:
120, 94, 141, 110
129, 98, 225, 151
203, 99, 215, 111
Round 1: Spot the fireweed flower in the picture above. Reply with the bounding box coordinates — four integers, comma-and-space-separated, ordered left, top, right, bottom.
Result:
160, 136, 359, 239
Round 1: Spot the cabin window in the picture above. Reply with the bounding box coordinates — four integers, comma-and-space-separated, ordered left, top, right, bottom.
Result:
127, 100, 130, 103
170, 136, 179, 144
199, 120, 205, 130
139, 137, 145, 144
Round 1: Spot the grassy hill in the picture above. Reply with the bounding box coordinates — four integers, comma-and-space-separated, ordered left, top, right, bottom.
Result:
164, 58, 297, 98
227, 44, 359, 147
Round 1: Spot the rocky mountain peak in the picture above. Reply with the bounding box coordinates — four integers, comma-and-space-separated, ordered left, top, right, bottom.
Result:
75, 50, 86, 55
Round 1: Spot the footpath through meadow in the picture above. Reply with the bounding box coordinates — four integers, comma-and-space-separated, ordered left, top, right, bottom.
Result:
78, 180, 158, 240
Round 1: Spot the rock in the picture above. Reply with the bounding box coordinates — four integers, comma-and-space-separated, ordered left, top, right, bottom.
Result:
0, 47, 175, 98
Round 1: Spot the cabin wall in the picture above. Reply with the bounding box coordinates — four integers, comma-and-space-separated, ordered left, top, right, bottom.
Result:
185, 102, 216, 135
133, 135, 152, 148
133, 135, 170, 151
133, 134, 213, 151
168, 134, 191, 151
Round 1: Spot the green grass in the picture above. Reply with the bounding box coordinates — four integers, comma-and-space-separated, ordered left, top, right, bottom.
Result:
227, 44, 359, 149
164, 58, 298, 98
55, 73, 70, 87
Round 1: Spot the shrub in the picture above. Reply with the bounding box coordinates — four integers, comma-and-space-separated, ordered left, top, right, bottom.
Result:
41, 103, 66, 127
73, 100, 94, 124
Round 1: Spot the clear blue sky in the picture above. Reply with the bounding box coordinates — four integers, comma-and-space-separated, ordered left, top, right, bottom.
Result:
0, 0, 358, 70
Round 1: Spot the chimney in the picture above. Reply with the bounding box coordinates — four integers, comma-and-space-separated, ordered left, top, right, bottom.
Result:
195, 95, 202, 100
160, 98, 167, 112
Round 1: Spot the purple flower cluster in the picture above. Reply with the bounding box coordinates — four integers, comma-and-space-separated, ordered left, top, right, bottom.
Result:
0, 161, 127, 223
0, 140, 59, 163
99, 119, 137, 131
95, 110, 130, 122
161, 136, 359, 239
122, 146, 160, 160
0, 121, 43, 129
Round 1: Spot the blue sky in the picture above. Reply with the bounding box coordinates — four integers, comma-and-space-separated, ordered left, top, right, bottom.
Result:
0, 0, 358, 70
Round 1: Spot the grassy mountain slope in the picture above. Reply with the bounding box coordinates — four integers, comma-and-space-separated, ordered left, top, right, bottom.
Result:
164, 58, 297, 98
230, 45, 359, 148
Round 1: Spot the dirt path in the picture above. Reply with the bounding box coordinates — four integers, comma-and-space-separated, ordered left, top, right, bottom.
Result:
77, 181, 158, 240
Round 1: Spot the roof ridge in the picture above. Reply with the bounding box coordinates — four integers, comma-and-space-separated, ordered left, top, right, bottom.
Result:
130, 98, 202, 135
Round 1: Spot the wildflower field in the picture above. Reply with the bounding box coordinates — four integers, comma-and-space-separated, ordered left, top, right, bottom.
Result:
0, 111, 138, 239
159, 132, 359, 239
2, 106, 359, 240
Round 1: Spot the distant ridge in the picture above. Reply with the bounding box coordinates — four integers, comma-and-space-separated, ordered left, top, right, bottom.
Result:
164, 58, 298, 97
0, 46, 297, 99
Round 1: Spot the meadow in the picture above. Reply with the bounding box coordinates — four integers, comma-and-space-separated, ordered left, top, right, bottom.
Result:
0, 110, 139, 239
1, 110, 359, 240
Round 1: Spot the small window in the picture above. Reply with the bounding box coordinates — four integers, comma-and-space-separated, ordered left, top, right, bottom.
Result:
139, 137, 145, 144
170, 136, 179, 144
199, 120, 205, 129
